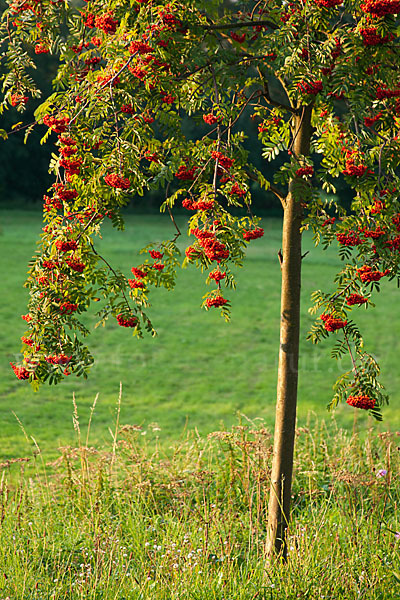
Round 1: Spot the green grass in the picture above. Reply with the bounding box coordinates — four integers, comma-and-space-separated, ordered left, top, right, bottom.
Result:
1, 210, 400, 459
0, 415, 399, 599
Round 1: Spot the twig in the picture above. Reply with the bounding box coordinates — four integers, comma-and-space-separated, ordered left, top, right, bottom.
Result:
89, 240, 132, 314
205, 19, 278, 32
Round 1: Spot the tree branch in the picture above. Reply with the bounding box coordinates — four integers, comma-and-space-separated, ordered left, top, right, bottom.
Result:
246, 168, 287, 208
257, 67, 297, 115
205, 19, 278, 31
270, 184, 286, 208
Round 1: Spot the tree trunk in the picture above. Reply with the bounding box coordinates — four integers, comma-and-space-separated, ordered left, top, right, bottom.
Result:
265, 106, 313, 560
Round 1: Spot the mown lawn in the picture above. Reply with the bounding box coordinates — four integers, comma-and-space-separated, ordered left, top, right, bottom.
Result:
1, 209, 399, 459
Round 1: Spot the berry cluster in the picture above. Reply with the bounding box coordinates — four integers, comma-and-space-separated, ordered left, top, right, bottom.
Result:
297, 80, 323, 96
116, 314, 138, 328
360, 27, 391, 45
342, 151, 367, 178
321, 313, 347, 331
175, 165, 197, 180
243, 227, 264, 241
206, 295, 228, 308
346, 294, 368, 305
357, 265, 389, 282
203, 114, 220, 125
182, 198, 215, 211
314, 0, 342, 7
361, 0, 400, 16
104, 173, 131, 189
346, 395, 376, 410
296, 166, 314, 177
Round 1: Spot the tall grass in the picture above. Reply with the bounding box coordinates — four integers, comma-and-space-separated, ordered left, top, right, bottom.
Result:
0, 396, 399, 599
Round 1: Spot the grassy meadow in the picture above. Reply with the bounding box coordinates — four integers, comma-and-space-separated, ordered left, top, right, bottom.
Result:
1, 209, 400, 459
0, 416, 400, 599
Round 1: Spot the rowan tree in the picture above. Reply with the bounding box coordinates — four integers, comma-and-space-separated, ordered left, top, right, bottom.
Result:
2, 0, 400, 558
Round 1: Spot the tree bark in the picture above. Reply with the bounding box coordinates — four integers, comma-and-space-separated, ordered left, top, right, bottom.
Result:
265, 105, 313, 560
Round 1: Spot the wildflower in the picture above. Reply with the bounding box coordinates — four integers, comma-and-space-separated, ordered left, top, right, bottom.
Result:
376, 469, 387, 477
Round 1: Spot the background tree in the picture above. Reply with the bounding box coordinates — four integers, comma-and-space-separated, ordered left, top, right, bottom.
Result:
1, 0, 400, 558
